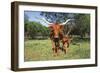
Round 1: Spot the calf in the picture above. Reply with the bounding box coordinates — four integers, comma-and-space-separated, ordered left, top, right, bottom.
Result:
61, 35, 72, 54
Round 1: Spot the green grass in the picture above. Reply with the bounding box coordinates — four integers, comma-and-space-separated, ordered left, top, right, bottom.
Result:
24, 39, 90, 61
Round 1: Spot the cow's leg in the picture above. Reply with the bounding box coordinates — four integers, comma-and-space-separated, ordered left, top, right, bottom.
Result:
51, 40, 58, 56
53, 47, 58, 56
63, 42, 69, 54
51, 40, 55, 53
51, 41, 60, 56
54, 41, 60, 56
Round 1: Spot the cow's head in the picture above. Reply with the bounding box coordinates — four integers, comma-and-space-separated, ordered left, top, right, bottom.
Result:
49, 23, 63, 39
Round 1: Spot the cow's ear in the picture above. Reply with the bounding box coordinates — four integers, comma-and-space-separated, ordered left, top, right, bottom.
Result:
48, 26, 53, 30
60, 25, 64, 29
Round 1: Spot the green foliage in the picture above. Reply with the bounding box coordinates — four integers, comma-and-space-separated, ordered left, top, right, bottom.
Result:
40, 12, 73, 23
71, 14, 90, 38
25, 21, 50, 39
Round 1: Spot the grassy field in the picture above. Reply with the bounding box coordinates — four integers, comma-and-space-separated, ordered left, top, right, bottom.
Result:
24, 38, 90, 61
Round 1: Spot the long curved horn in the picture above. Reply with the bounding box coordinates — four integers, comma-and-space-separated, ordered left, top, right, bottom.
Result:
61, 19, 74, 25
35, 16, 53, 24
42, 18, 53, 24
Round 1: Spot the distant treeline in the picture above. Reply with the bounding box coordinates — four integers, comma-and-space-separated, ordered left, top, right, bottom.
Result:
24, 21, 50, 39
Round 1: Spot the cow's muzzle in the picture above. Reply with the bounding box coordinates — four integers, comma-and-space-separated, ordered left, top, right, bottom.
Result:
53, 38, 60, 47
54, 38, 59, 42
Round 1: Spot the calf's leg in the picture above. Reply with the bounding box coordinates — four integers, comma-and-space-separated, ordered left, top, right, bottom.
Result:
63, 42, 69, 54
